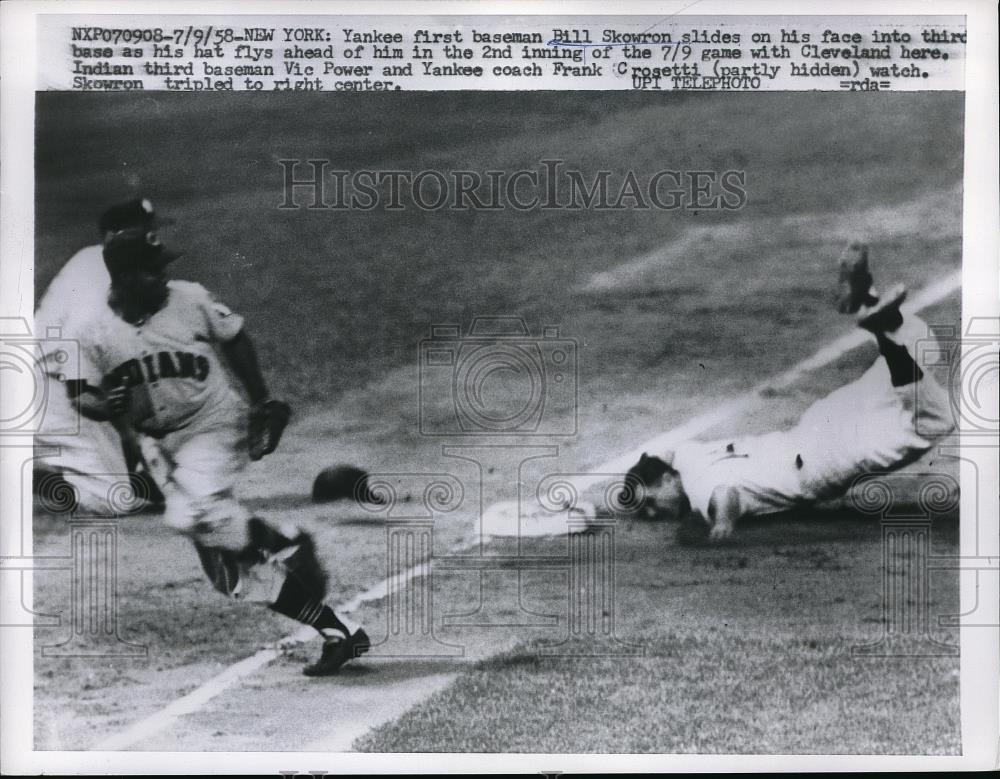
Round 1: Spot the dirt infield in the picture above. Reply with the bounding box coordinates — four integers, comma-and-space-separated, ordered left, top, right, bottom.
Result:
32, 91, 963, 752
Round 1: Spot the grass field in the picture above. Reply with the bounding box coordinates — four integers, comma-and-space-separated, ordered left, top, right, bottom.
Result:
32, 91, 963, 753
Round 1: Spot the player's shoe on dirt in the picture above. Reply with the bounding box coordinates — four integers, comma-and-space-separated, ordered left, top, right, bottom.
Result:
857, 283, 907, 333
303, 628, 371, 677
835, 242, 880, 314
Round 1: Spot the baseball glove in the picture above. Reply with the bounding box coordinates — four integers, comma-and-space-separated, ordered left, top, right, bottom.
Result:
247, 399, 291, 461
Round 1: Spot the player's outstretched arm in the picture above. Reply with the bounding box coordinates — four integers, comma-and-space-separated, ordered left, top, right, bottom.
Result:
707, 485, 740, 542
677, 487, 739, 545
221, 328, 292, 460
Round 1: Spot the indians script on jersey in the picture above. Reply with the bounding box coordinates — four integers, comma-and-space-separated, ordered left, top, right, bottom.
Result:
104, 350, 212, 387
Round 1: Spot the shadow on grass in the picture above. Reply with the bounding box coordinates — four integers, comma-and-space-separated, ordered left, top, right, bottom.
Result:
626, 505, 960, 551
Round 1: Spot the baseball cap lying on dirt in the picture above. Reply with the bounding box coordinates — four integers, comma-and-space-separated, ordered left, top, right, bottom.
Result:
98, 197, 173, 234
102, 227, 183, 274
312, 465, 386, 505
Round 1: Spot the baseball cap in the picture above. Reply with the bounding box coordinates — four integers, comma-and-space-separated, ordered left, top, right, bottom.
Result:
97, 197, 173, 234
103, 227, 182, 274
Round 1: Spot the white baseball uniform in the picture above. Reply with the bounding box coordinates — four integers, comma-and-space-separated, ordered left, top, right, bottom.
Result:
671, 315, 954, 520
35, 245, 128, 512
71, 280, 251, 548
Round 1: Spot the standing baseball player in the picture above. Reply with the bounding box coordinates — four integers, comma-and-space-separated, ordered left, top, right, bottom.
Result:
66, 226, 369, 676
626, 243, 955, 543
35, 198, 166, 513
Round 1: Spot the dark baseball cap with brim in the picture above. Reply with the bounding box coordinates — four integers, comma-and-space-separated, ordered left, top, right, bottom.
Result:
98, 197, 174, 233
103, 227, 183, 274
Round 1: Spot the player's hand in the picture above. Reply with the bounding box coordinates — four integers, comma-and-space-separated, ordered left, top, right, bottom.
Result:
105, 385, 130, 419
72, 384, 130, 423
248, 399, 292, 461
709, 521, 734, 542
706, 485, 739, 543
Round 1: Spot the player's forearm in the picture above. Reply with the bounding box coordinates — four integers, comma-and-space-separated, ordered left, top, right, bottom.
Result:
707, 485, 741, 541
116, 424, 145, 471
221, 329, 270, 405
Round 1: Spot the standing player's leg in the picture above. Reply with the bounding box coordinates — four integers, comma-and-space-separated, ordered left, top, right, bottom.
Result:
118, 427, 166, 510
161, 423, 370, 676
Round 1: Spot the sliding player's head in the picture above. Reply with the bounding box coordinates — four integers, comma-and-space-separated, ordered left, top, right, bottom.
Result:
623, 452, 690, 521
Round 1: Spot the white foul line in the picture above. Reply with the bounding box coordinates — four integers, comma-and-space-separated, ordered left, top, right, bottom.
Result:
91, 269, 961, 752
92, 624, 315, 751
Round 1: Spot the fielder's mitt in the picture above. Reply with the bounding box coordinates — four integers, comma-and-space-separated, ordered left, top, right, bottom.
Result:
248, 399, 291, 461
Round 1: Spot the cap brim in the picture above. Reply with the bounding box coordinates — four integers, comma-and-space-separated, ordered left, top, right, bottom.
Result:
160, 247, 183, 263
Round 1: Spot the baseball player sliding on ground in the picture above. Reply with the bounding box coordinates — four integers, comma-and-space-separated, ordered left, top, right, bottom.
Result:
63, 226, 368, 676
35, 199, 167, 513
626, 243, 956, 543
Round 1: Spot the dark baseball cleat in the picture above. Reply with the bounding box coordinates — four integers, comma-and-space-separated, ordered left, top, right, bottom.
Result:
835, 242, 880, 314
303, 629, 371, 677
857, 283, 907, 333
